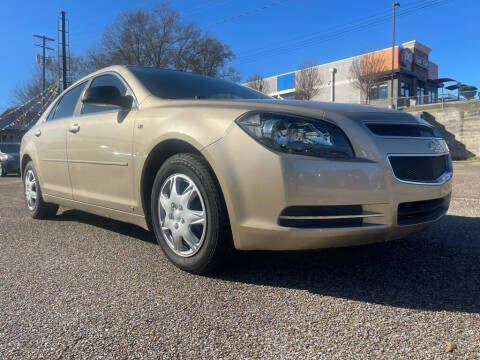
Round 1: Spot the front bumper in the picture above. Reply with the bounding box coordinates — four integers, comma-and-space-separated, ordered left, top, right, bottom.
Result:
203, 123, 452, 251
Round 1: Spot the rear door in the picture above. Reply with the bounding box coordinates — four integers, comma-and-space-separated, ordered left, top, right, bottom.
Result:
66, 73, 137, 212
34, 82, 87, 199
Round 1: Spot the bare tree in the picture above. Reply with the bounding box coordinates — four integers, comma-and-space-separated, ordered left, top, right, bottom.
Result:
349, 49, 388, 103
218, 66, 241, 83
13, 54, 90, 105
294, 60, 323, 100
245, 73, 269, 93
88, 2, 237, 80
13, 69, 48, 106
177, 36, 237, 79
11, 2, 239, 107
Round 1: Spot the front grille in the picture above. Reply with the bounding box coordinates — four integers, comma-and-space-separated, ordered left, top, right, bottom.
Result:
278, 205, 381, 228
366, 123, 438, 137
397, 195, 450, 225
389, 155, 449, 182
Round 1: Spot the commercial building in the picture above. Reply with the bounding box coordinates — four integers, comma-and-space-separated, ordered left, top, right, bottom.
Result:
256, 40, 442, 108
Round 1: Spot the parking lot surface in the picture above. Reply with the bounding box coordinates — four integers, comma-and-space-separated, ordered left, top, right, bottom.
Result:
0, 161, 479, 359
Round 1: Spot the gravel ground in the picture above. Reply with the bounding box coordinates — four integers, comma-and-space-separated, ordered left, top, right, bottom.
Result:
0, 161, 479, 359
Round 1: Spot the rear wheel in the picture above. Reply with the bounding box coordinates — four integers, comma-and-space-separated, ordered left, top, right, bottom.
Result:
23, 161, 58, 219
151, 153, 232, 274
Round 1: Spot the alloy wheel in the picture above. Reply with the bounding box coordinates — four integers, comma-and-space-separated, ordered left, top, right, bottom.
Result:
25, 169, 38, 211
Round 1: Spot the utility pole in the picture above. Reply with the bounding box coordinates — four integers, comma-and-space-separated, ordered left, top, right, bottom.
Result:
390, 2, 400, 109
33, 34, 55, 92
60, 11, 67, 91
34, 34, 55, 107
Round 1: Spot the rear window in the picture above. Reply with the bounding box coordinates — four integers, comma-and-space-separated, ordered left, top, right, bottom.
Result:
0, 143, 20, 153
129, 67, 270, 100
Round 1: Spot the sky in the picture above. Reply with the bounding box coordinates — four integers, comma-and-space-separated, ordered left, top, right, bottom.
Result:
0, 0, 478, 109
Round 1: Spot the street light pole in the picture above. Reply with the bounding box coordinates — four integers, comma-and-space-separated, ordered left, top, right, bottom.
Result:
391, 2, 400, 108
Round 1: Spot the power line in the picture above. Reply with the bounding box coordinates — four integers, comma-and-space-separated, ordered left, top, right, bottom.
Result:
233, 0, 454, 65
234, 0, 450, 63
68, 0, 236, 43
234, 3, 396, 58
182, 0, 234, 16
206, 0, 290, 28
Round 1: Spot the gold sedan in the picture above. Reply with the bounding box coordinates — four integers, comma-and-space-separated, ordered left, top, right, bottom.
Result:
20, 66, 452, 273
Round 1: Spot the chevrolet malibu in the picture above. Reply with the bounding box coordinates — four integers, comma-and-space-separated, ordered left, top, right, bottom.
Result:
20, 66, 452, 273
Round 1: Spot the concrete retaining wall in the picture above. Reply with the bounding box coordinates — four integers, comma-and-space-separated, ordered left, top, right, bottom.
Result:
402, 100, 480, 159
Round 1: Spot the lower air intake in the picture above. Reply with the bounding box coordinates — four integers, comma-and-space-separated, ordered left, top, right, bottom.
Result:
278, 205, 373, 228
397, 195, 450, 225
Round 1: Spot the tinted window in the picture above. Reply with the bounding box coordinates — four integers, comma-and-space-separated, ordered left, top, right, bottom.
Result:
129, 66, 270, 100
400, 81, 411, 97
46, 101, 59, 121
82, 74, 128, 114
370, 82, 388, 100
53, 82, 87, 120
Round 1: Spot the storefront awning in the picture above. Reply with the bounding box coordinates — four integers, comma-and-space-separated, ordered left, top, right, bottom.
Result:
429, 78, 456, 85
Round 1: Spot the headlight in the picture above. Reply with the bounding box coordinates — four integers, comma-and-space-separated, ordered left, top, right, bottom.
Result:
235, 112, 354, 158
0, 154, 8, 161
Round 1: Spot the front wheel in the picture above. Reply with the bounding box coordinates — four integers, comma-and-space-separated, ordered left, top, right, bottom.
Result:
23, 161, 58, 219
151, 153, 232, 274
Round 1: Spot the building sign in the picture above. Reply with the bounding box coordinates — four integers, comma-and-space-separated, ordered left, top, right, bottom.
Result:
277, 73, 295, 92
400, 48, 413, 70
414, 56, 429, 68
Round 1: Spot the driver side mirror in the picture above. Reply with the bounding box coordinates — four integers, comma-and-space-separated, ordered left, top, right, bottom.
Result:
82, 86, 133, 110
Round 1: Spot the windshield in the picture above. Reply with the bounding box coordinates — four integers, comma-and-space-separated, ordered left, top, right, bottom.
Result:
0, 143, 20, 154
129, 66, 271, 100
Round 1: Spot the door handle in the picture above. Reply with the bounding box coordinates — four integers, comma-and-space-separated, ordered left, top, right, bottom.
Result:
69, 124, 80, 134
34, 129, 41, 137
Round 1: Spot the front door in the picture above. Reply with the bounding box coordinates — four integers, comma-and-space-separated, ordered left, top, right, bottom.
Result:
35, 81, 87, 199
66, 74, 136, 213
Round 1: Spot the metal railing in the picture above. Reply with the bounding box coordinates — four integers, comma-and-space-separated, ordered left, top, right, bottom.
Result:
398, 90, 479, 108
358, 90, 479, 108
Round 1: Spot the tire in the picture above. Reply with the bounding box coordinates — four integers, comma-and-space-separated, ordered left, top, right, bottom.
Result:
23, 161, 59, 219
0, 162, 7, 177
151, 153, 232, 274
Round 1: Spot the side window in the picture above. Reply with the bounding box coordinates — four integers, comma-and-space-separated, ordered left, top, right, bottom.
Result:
81, 74, 128, 115
46, 101, 59, 121
53, 82, 87, 120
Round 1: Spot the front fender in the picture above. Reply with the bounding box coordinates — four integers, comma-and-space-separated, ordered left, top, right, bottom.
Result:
132, 102, 244, 218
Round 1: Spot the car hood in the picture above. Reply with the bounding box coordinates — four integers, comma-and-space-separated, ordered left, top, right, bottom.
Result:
142, 97, 420, 125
